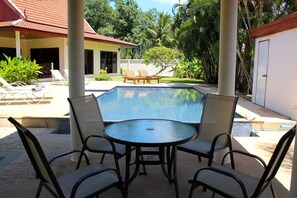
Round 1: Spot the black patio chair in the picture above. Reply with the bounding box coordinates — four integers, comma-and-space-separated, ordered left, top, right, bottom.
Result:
8, 117, 124, 198
188, 125, 296, 198
177, 93, 239, 166
67, 94, 127, 168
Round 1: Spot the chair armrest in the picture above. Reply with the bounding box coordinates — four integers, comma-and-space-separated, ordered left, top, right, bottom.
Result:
85, 135, 120, 156
70, 167, 121, 197
210, 132, 232, 152
190, 167, 248, 198
11, 81, 27, 86
221, 150, 267, 168
48, 150, 89, 165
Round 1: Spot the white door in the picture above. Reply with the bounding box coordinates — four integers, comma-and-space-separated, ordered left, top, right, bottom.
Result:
255, 40, 269, 107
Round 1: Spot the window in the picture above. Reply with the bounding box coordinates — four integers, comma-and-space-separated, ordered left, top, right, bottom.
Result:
84, 49, 94, 74
100, 51, 117, 73
0, 47, 16, 60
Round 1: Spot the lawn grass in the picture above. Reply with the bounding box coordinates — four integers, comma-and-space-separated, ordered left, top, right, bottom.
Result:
110, 76, 204, 84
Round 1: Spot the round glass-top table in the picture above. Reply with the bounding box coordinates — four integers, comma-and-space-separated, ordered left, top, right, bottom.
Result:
104, 119, 197, 198
104, 119, 197, 146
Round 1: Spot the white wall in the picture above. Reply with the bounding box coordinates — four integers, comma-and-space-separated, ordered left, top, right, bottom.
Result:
120, 59, 174, 77
26, 37, 66, 69
0, 35, 122, 76
85, 40, 120, 75
252, 28, 297, 118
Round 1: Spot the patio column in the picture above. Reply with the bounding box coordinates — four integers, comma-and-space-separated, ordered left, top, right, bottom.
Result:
214, 0, 238, 163
218, 0, 237, 96
68, 0, 85, 161
15, 31, 21, 57
290, 137, 297, 197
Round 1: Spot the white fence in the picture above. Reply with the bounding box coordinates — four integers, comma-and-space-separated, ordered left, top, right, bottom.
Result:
120, 59, 175, 77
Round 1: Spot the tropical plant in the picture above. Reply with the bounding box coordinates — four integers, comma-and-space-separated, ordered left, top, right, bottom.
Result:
84, 0, 116, 37
173, 0, 220, 83
0, 54, 42, 84
175, 58, 204, 79
146, 12, 176, 48
143, 46, 182, 75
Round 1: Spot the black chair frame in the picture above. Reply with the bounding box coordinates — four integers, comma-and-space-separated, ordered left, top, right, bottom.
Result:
188, 125, 296, 198
8, 117, 124, 198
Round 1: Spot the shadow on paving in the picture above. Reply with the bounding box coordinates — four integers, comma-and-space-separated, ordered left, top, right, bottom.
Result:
0, 128, 290, 198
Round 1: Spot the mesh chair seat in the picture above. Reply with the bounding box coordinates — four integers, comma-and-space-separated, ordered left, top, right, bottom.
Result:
8, 117, 124, 198
86, 137, 126, 156
178, 93, 239, 166
67, 94, 128, 170
188, 126, 296, 198
178, 138, 226, 155
58, 165, 119, 197
195, 164, 260, 197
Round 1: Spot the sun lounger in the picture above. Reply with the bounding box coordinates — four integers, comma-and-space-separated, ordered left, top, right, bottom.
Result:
50, 70, 68, 85
63, 69, 89, 85
123, 69, 147, 84
0, 86, 51, 105
0, 76, 27, 90
138, 69, 161, 84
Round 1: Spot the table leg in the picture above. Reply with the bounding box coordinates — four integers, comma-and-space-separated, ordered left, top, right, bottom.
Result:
172, 146, 179, 198
124, 145, 131, 197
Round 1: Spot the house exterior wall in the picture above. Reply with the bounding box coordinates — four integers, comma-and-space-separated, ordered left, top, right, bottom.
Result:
0, 36, 122, 76
252, 28, 297, 118
26, 37, 66, 69
84, 40, 120, 75
0, 37, 16, 47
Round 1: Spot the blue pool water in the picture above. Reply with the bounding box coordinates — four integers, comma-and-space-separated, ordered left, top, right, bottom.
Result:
97, 86, 205, 123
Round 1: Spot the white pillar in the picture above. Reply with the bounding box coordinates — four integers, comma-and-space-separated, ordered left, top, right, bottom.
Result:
218, 0, 238, 96
214, 0, 238, 163
68, 0, 85, 161
289, 136, 297, 197
15, 31, 21, 57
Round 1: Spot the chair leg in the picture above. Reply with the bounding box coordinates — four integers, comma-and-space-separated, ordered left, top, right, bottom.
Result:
188, 182, 198, 198
211, 191, 216, 198
76, 150, 85, 169
270, 184, 277, 198
100, 153, 106, 164
35, 182, 43, 198
140, 152, 147, 175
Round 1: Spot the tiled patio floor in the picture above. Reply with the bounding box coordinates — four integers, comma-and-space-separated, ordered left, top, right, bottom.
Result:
0, 80, 295, 197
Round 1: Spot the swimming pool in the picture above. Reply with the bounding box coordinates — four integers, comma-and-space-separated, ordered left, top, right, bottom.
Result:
97, 86, 205, 123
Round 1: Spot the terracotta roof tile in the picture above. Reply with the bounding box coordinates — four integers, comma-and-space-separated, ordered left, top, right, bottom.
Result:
1, 0, 136, 47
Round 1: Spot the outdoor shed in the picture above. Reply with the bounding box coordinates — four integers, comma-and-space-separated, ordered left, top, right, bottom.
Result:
250, 12, 297, 120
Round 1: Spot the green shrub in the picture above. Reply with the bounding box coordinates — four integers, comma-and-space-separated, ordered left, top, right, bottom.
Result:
174, 58, 204, 80
0, 54, 42, 84
95, 75, 111, 81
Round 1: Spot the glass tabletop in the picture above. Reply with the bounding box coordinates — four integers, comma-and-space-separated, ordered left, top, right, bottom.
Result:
104, 119, 197, 146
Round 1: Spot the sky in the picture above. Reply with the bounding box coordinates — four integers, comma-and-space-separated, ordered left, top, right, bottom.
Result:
135, 0, 187, 15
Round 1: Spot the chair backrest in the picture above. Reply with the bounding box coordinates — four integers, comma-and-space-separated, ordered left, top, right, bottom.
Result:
254, 125, 296, 196
0, 86, 8, 93
63, 69, 69, 79
0, 76, 14, 90
198, 93, 238, 145
50, 70, 65, 80
8, 117, 64, 196
124, 69, 136, 77
67, 94, 105, 143
138, 69, 149, 77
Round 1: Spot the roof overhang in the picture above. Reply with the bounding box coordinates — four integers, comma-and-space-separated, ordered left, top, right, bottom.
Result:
250, 12, 297, 38
0, 20, 137, 48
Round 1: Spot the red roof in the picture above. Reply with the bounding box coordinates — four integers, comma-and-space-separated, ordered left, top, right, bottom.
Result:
250, 12, 297, 38
0, 0, 136, 47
